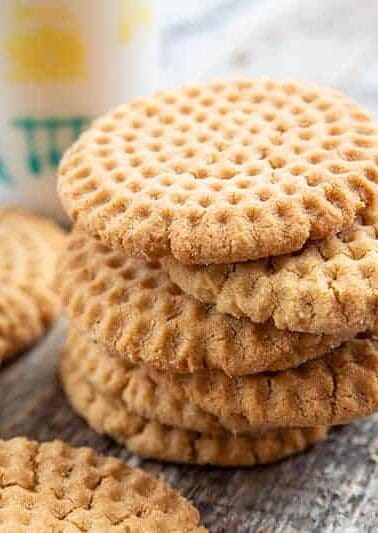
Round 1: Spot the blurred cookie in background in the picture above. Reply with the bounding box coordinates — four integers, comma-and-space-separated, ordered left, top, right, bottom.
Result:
0, 208, 65, 365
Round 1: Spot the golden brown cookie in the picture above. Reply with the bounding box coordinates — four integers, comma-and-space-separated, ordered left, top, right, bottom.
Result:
156, 337, 378, 429
0, 437, 206, 532
162, 203, 378, 335
60, 343, 328, 466
58, 78, 378, 265
0, 209, 65, 364
64, 325, 268, 435
56, 227, 355, 376
64, 324, 378, 430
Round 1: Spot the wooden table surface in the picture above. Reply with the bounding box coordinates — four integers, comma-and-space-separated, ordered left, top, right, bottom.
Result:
2, 1, 378, 531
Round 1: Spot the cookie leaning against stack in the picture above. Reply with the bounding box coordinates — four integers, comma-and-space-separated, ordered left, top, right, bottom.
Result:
57, 78, 378, 465
0, 208, 65, 364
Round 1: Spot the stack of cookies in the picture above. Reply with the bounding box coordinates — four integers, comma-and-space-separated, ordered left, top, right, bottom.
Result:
56, 79, 378, 466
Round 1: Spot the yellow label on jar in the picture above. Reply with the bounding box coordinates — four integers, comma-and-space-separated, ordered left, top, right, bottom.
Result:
5, 3, 87, 82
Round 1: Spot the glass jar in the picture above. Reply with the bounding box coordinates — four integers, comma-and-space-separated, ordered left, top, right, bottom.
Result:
0, 0, 158, 223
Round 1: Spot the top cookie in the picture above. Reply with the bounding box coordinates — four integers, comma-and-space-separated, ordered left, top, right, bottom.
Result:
0, 208, 65, 363
0, 437, 205, 532
58, 78, 378, 265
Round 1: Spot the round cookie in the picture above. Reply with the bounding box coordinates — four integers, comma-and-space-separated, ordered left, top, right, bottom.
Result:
64, 324, 378, 430
60, 344, 328, 466
0, 437, 205, 532
63, 326, 254, 435
162, 200, 378, 335
58, 78, 378, 265
0, 209, 65, 364
56, 227, 355, 376
156, 337, 378, 429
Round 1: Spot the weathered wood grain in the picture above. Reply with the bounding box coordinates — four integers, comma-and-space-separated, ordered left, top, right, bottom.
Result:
0, 319, 377, 532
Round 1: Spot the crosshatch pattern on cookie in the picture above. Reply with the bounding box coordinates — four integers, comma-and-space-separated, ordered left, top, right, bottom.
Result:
64, 326, 259, 435
58, 78, 378, 264
162, 200, 378, 335
61, 347, 328, 467
56, 228, 355, 376
0, 438, 206, 531
155, 337, 378, 429
0, 286, 44, 364
0, 209, 65, 362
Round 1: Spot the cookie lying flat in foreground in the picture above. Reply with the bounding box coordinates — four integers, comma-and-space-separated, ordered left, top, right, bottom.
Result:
0, 437, 206, 532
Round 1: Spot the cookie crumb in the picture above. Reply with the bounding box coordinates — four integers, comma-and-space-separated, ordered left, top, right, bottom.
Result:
368, 444, 378, 463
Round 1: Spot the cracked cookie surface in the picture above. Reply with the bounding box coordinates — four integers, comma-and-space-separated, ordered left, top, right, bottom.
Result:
0, 209, 65, 364
63, 326, 255, 435
64, 324, 378, 430
162, 202, 378, 335
58, 78, 378, 265
60, 341, 327, 466
155, 337, 378, 428
56, 227, 355, 376
0, 437, 206, 532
